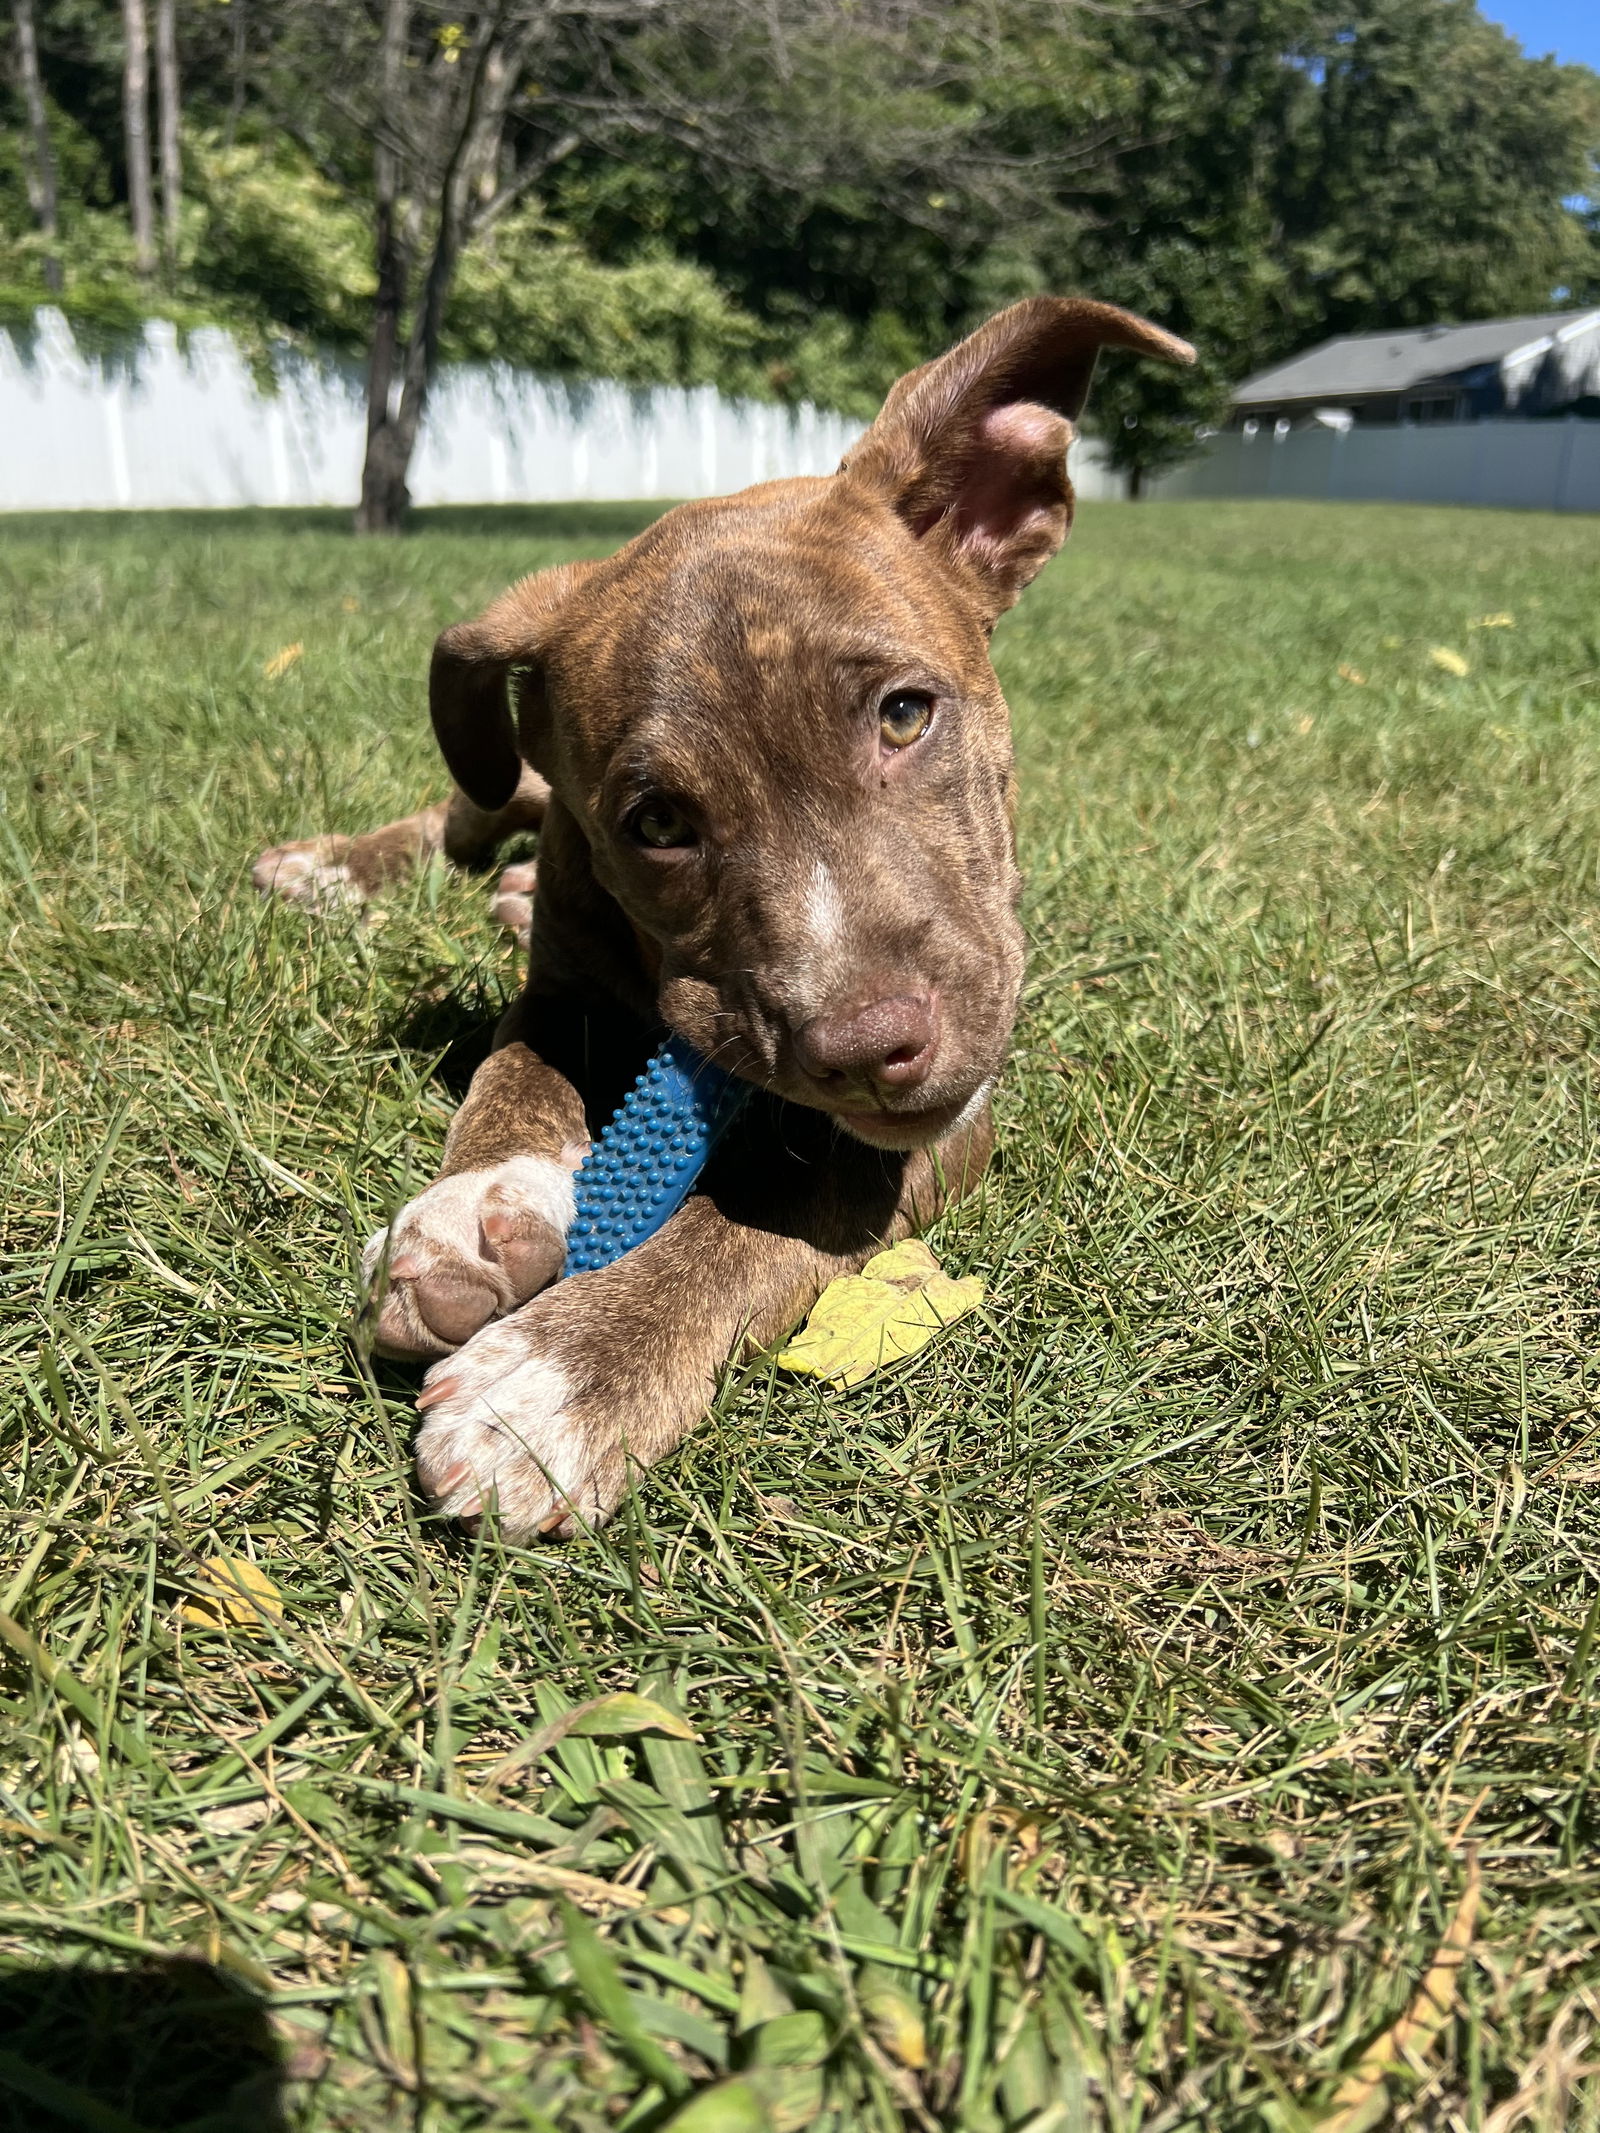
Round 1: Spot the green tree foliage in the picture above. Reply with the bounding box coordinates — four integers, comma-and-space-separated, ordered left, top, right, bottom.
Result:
0, 0, 1595, 486
537, 0, 1119, 406
1575, 200, 1600, 308
1053, 0, 1600, 485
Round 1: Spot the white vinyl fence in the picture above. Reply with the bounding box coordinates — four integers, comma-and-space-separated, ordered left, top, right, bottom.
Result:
1155, 418, 1600, 513
0, 306, 1125, 513
9, 308, 1592, 518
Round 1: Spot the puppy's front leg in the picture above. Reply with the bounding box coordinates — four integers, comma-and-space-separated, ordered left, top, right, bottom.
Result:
365, 1040, 590, 1359
413, 1107, 993, 1536
254, 768, 551, 913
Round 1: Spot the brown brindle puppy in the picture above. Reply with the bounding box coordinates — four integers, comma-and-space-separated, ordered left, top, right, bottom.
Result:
256, 296, 1192, 1537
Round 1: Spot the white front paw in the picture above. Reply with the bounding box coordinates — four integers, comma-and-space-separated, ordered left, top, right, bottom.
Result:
252, 839, 362, 910
490, 860, 536, 951
415, 1322, 592, 1535
363, 1156, 576, 1358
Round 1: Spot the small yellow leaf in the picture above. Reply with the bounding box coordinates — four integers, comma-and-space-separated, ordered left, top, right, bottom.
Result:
263, 642, 303, 679
861, 1982, 928, 2069
1336, 665, 1366, 686
1468, 612, 1514, 629
340, 596, 361, 614
179, 1556, 284, 1633
776, 1239, 984, 1389
1428, 645, 1470, 677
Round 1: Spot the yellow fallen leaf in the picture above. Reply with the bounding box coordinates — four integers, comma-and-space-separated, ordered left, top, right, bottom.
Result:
776, 1239, 984, 1389
1428, 646, 1470, 678
262, 642, 303, 680
340, 596, 361, 613
179, 1556, 284, 1633
1468, 612, 1514, 629
861, 1980, 928, 2069
1336, 665, 1366, 686
1316, 1849, 1481, 2132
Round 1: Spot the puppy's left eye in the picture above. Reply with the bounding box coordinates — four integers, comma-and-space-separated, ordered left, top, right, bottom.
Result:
627, 797, 698, 849
879, 690, 934, 750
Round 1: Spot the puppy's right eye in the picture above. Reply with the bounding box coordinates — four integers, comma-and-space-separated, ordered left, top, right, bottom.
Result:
627, 797, 698, 850
879, 689, 934, 750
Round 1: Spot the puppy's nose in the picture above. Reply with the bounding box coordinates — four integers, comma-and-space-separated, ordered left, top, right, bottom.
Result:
794, 992, 939, 1092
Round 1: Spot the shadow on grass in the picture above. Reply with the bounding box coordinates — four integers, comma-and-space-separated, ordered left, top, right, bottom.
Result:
412, 500, 670, 542
0, 1958, 285, 2132
0, 500, 671, 544
392, 987, 498, 1101
388, 974, 657, 1119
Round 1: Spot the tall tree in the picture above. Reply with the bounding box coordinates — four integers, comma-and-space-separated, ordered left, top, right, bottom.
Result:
362, 0, 409, 533
296, 0, 1062, 534
1290, 1, 1598, 331
1063, 0, 1314, 490
1038, 0, 1600, 488
12, 0, 60, 291
121, 0, 156, 275
354, 1, 546, 533
154, 0, 181, 267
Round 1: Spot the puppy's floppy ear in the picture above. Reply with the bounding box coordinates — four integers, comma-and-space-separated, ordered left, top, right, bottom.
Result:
839, 296, 1194, 619
430, 560, 596, 808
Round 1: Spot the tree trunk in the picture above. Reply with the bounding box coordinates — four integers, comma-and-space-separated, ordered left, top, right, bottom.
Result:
355, 18, 520, 534
154, 0, 180, 270
356, 0, 411, 534
121, 0, 155, 277
1128, 463, 1146, 501
362, 215, 467, 534
13, 0, 61, 292
224, 0, 246, 146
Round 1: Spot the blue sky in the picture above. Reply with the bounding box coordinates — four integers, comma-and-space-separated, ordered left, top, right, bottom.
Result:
1481, 2, 1599, 69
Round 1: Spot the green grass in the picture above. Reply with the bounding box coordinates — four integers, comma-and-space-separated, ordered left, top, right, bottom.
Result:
2, 496, 1600, 2132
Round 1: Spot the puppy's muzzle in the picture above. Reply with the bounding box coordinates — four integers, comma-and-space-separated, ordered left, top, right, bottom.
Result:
793, 989, 940, 1096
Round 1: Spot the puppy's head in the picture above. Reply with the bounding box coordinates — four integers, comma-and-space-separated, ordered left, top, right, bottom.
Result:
432, 297, 1192, 1149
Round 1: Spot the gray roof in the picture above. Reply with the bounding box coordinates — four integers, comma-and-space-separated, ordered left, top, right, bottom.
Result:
1234, 310, 1600, 406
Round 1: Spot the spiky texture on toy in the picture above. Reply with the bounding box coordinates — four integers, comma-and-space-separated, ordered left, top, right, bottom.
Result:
563, 1035, 751, 1275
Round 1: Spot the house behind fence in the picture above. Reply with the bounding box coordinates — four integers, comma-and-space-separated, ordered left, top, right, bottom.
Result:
1229, 309, 1600, 432
0, 308, 1124, 513
1153, 308, 1600, 514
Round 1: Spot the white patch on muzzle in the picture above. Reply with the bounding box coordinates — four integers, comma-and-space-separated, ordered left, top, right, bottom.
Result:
802, 860, 846, 956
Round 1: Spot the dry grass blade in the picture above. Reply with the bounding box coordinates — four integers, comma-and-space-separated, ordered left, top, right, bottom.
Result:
1317, 1849, 1482, 2130
1481, 1997, 1600, 2133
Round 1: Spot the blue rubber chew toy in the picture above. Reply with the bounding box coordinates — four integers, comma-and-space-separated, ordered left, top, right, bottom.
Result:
563, 1034, 751, 1275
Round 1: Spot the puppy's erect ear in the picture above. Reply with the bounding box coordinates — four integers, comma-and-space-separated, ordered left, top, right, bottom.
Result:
839, 296, 1194, 618
430, 561, 596, 808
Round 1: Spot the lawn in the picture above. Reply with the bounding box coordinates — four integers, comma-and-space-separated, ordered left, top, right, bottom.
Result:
2, 496, 1599, 2133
